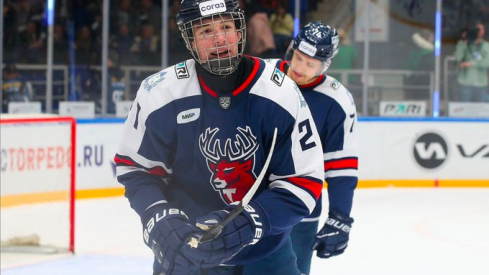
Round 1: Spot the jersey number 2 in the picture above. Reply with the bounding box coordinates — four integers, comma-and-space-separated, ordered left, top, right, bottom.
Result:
299, 119, 316, 151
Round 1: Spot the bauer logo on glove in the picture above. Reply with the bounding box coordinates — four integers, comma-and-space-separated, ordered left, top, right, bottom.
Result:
325, 216, 352, 233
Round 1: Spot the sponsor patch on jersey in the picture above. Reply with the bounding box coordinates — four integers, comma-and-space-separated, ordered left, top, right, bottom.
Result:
298, 41, 317, 57
175, 62, 189, 79
271, 68, 285, 86
143, 72, 166, 92
331, 79, 341, 90
199, 0, 226, 16
177, 108, 200, 124
219, 97, 231, 109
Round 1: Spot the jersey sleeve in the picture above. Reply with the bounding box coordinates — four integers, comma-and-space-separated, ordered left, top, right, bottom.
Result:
251, 74, 324, 235
322, 85, 359, 217
114, 71, 176, 217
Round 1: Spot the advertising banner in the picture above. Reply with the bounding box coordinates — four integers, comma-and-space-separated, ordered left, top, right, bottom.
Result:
448, 102, 489, 117
359, 120, 489, 180
76, 120, 124, 190
59, 102, 95, 118
71, 119, 489, 191
379, 101, 427, 117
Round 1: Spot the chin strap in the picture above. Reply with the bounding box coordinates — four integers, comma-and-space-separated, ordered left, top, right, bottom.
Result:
205, 56, 241, 76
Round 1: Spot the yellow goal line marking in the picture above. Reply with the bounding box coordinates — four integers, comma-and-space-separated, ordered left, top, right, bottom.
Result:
1, 188, 124, 208
1, 191, 70, 208
355, 179, 489, 188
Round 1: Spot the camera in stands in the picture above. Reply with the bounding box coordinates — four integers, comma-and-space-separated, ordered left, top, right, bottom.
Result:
465, 26, 480, 43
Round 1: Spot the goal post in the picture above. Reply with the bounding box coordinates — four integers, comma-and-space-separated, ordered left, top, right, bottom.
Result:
0, 115, 76, 253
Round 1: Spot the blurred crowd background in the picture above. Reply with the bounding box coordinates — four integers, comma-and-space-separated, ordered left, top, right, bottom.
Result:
2, 0, 489, 116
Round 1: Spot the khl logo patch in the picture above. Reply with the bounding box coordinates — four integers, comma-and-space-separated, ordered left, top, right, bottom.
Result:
219, 97, 231, 109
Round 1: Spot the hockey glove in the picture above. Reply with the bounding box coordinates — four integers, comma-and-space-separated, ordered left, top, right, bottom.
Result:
183, 200, 269, 268
312, 212, 353, 258
141, 202, 199, 275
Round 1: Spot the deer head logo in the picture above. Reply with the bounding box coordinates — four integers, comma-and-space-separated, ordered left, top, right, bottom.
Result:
199, 126, 259, 204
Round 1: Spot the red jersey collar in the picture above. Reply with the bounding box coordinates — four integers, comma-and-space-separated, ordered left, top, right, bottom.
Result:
199, 56, 261, 98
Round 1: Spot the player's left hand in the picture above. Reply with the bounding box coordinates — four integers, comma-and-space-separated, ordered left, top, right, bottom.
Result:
182, 200, 269, 268
312, 212, 353, 258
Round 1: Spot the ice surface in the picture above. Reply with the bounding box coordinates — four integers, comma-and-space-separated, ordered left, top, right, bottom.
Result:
2, 188, 489, 275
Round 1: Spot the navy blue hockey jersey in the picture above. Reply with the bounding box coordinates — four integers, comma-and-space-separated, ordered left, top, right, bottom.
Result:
114, 57, 324, 263
272, 59, 358, 220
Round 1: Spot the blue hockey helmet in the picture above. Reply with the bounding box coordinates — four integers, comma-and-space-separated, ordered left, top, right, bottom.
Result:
285, 21, 339, 76
176, 0, 246, 75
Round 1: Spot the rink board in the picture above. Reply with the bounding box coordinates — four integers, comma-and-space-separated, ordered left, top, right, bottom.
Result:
2, 117, 488, 206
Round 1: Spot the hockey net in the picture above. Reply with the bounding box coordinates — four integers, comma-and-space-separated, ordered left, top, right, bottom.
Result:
0, 115, 76, 254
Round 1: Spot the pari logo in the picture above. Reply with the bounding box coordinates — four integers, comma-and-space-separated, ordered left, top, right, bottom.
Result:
413, 132, 448, 169
199, 0, 226, 16
175, 62, 189, 79
199, 126, 259, 204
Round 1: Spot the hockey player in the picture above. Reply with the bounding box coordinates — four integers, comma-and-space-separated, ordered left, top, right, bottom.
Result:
114, 1, 324, 275
268, 21, 359, 274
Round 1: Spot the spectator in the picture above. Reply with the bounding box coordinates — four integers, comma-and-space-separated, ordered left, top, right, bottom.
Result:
53, 24, 70, 64
328, 29, 358, 85
18, 21, 46, 63
269, 4, 294, 54
404, 29, 434, 100
13, 0, 32, 34
454, 22, 489, 102
137, 0, 161, 33
90, 13, 103, 43
168, 0, 181, 34
167, 0, 187, 65
27, 0, 45, 24
244, 4, 275, 57
106, 51, 126, 115
75, 26, 96, 65
112, 0, 137, 33
3, 0, 17, 62
71, 0, 92, 33
110, 23, 135, 65
2, 64, 34, 113
130, 23, 160, 65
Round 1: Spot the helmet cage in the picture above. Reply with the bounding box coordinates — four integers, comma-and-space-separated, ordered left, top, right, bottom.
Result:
178, 12, 246, 76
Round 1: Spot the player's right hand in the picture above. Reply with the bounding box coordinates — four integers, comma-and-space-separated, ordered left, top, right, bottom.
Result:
182, 200, 269, 268
141, 203, 199, 275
